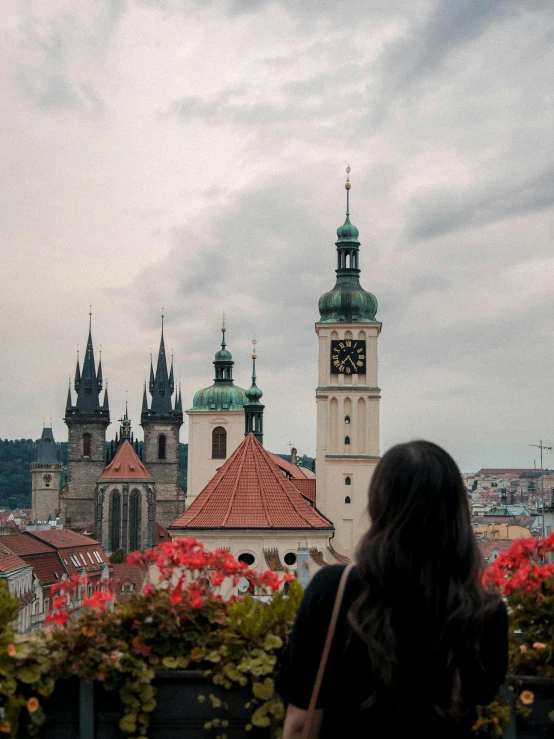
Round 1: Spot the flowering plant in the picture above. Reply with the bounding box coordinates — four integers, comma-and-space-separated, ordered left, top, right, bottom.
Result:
480, 532, 554, 732
0, 538, 301, 738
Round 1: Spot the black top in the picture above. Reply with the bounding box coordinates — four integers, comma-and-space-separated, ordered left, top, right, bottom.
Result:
277, 565, 508, 738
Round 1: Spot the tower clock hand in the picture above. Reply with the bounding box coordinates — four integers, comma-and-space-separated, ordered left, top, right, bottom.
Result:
347, 355, 357, 369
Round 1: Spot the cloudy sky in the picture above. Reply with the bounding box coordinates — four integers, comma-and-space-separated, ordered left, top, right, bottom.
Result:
1, 0, 553, 472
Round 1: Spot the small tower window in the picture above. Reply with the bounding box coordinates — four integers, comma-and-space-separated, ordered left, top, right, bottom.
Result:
345, 477, 351, 486
158, 434, 166, 460
212, 427, 227, 459
345, 436, 350, 446
345, 496, 351, 504
83, 433, 91, 457
345, 416, 350, 425
238, 552, 255, 566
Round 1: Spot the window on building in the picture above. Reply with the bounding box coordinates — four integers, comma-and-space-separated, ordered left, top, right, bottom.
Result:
110, 491, 121, 551
284, 552, 297, 566
121, 583, 133, 593
87, 552, 94, 565
79, 553, 87, 567
83, 433, 91, 457
345, 416, 350, 425
345, 477, 351, 486
129, 490, 141, 552
345, 496, 351, 504
212, 427, 227, 459
345, 436, 350, 445
238, 552, 255, 566
158, 434, 166, 460
92, 551, 102, 564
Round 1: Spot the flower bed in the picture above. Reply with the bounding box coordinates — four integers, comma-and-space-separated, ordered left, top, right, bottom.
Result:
1, 534, 553, 738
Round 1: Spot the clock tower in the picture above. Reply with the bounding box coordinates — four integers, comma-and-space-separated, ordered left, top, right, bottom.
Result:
315, 169, 382, 560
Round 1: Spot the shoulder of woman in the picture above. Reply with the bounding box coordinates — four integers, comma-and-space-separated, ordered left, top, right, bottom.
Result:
303, 564, 356, 604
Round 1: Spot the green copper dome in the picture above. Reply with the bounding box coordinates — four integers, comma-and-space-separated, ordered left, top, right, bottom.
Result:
192, 384, 247, 411
190, 327, 247, 412
318, 172, 378, 324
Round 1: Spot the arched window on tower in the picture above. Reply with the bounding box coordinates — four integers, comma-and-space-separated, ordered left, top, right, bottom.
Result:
83, 433, 91, 457
344, 416, 350, 425
110, 491, 121, 551
345, 496, 351, 504
129, 490, 141, 552
158, 434, 166, 460
212, 427, 227, 459
345, 477, 351, 486
345, 436, 351, 446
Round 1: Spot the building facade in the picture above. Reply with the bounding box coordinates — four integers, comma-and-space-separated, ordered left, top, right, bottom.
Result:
186, 328, 247, 505
315, 171, 382, 560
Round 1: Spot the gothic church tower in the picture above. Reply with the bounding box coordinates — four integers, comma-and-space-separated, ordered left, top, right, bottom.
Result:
140, 316, 185, 527
31, 427, 62, 522
315, 170, 382, 560
61, 316, 110, 529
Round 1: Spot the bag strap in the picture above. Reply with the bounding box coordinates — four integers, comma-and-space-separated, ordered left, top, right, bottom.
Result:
301, 563, 354, 739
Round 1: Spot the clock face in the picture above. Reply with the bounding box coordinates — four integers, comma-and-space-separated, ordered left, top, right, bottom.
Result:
330, 339, 366, 374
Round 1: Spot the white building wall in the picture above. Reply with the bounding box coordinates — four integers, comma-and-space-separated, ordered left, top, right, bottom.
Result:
186, 411, 245, 505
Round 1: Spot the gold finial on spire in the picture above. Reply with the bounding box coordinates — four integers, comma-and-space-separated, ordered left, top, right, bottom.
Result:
252, 336, 257, 360
222, 310, 226, 333
345, 165, 351, 216
345, 165, 351, 190
89, 304, 92, 316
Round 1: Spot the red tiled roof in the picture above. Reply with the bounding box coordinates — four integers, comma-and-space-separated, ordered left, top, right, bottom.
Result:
290, 479, 316, 504
0, 533, 52, 556
478, 539, 513, 561
478, 469, 539, 475
111, 563, 148, 603
269, 454, 308, 479
169, 435, 333, 531
0, 545, 30, 574
100, 441, 152, 480
26, 529, 101, 549
27, 553, 65, 586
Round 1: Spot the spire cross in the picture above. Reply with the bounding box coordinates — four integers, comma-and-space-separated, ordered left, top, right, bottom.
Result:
161, 308, 165, 335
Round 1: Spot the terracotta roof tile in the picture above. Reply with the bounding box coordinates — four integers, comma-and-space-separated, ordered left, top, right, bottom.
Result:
269, 454, 308, 480
26, 553, 65, 586
290, 479, 316, 504
0, 534, 51, 556
100, 441, 152, 480
26, 529, 101, 549
169, 435, 333, 531
0, 545, 29, 573
156, 522, 169, 544
111, 563, 148, 602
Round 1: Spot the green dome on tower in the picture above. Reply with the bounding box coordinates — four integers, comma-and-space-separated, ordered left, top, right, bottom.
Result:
190, 326, 247, 412
318, 168, 378, 324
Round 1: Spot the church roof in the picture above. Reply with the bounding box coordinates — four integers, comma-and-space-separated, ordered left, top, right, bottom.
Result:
99, 441, 152, 480
36, 427, 59, 464
169, 434, 332, 531
269, 454, 308, 480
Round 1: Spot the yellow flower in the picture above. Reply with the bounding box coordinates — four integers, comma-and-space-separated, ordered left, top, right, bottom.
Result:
27, 697, 40, 712
519, 690, 534, 705
532, 642, 546, 650
0, 721, 11, 734
7, 643, 16, 657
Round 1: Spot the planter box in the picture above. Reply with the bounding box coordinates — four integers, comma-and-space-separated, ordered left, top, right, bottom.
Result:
34, 670, 272, 738
503, 676, 554, 739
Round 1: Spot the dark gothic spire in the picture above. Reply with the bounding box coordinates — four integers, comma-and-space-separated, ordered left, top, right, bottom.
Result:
73, 312, 105, 414
175, 382, 182, 412
97, 350, 103, 390
169, 355, 175, 394
142, 382, 148, 412
145, 312, 175, 415
66, 381, 73, 413
244, 339, 264, 445
74, 352, 81, 392
102, 380, 109, 411
149, 354, 155, 392
36, 427, 59, 464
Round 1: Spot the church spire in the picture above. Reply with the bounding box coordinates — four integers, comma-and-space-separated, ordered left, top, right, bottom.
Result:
143, 311, 181, 417
318, 167, 378, 324
73, 311, 106, 414
142, 381, 148, 412
244, 339, 264, 445
66, 381, 73, 413
102, 380, 109, 411
74, 351, 81, 392
169, 353, 175, 394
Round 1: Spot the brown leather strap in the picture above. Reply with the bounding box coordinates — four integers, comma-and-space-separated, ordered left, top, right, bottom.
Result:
301, 563, 354, 739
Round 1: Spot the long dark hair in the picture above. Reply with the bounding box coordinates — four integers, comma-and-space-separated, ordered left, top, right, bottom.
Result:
349, 440, 499, 719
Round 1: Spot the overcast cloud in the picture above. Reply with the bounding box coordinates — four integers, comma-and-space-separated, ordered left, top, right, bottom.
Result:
1, 0, 553, 472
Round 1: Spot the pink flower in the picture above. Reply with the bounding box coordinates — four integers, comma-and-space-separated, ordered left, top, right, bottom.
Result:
519, 645, 528, 653
533, 642, 546, 650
